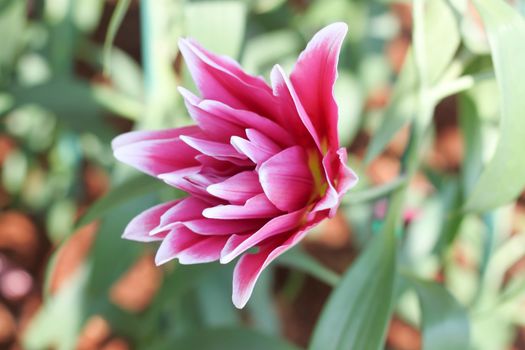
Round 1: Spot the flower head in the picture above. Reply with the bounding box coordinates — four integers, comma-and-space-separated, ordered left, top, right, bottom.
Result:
112, 22, 358, 308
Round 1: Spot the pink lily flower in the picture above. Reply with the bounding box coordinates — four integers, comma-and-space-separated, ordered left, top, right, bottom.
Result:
112, 23, 358, 308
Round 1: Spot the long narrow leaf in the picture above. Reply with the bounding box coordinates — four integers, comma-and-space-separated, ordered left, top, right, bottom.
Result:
309, 231, 396, 350
465, 0, 525, 211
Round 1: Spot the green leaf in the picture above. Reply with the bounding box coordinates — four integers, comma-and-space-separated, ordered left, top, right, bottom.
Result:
278, 247, 340, 287
404, 275, 470, 350
465, 0, 525, 212
76, 174, 167, 227
103, 0, 131, 75
309, 231, 396, 350
9, 79, 112, 138
155, 328, 300, 350
242, 30, 301, 74
184, 1, 246, 59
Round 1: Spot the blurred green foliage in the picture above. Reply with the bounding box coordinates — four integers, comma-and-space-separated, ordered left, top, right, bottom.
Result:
1, 0, 525, 349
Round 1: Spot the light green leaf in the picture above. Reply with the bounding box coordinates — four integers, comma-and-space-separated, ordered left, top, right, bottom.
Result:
465, 0, 525, 212
76, 174, 167, 227
242, 30, 301, 75
184, 1, 246, 59
404, 275, 470, 350
309, 231, 396, 350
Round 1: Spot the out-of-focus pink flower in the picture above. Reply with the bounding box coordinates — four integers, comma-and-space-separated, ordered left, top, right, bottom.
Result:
112, 23, 358, 308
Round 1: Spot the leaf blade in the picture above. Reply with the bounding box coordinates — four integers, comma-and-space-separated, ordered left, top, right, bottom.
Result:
465, 0, 525, 211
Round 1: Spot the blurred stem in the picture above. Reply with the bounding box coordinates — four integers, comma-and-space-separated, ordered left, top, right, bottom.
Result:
431, 71, 495, 101
139, 0, 182, 129
382, 0, 434, 233
103, 0, 131, 76
342, 176, 407, 206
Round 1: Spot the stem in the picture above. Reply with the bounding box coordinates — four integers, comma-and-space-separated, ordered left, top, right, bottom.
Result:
431, 71, 495, 101
342, 176, 408, 206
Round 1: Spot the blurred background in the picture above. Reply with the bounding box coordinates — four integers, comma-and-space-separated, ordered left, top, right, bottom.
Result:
1, 0, 525, 349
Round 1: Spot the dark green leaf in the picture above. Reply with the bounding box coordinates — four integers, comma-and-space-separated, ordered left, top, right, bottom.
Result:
154, 328, 300, 350
309, 231, 396, 350
76, 174, 167, 228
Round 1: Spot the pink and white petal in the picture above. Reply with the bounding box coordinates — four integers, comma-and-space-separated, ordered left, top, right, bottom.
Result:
112, 126, 200, 149
230, 136, 276, 167
122, 200, 180, 242
180, 135, 251, 166
113, 127, 202, 176
203, 194, 281, 219
155, 226, 228, 265
290, 23, 348, 150
245, 129, 281, 154
207, 171, 263, 204
231, 215, 323, 308
179, 87, 246, 142
159, 167, 223, 201
220, 209, 306, 263
258, 146, 314, 212
271, 65, 322, 151
151, 196, 211, 234
184, 217, 265, 235
197, 100, 293, 147
335, 148, 359, 195
178, 38, 280, 120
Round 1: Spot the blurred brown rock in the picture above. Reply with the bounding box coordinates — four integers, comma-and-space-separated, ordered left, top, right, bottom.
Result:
101, 338, 130, 350
77, 315, 111, 350
368, 155, 401, 185
386, 316, 421, 350
84, 163, 110, 202
0, 303, 16, 345
0, 211, 39, 268
305, 212, 351, 249
109, 254, 162, 313
49, 223, 97, 294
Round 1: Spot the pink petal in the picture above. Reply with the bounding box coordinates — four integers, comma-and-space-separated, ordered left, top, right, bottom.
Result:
290, 23, 348, 150
231, 136, 276, 166
184, 217, 265, 235
312, 148, 358, 216
178, 38, 281, 120
180, 135, 251, 166
122, 201, 179, 242
203, 194, 281, 219
196, 155, 240, 176
112, 127, 202, 176
180, 87, 292, 147
179, 88, 246, 142
271, 65, 321, 150
207, 171, 263, 204
220, 209, 306, 263
159, 167, 225, 200
246, 129, 281, 154
198, 99, 292, 147
155, 226, 228, 265
231, 214, 323, 308
151, 196, 211, 234
258, 146, 314, 212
